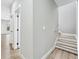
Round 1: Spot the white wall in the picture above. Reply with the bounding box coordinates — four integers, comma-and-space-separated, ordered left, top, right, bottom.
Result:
20, 0, 33, 59
1, 20, 10, 34
58, 1, 77, 34
1, 6, 10, 20
33, 0, 58, 59
1, 6, 10, 34
55, 0, 77, 6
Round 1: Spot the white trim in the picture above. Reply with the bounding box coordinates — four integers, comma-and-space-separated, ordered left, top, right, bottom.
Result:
41, 45, 56, 59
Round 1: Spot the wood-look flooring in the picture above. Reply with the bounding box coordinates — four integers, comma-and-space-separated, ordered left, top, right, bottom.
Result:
47, 48, 78, 59
1, 41, 25, 59
10, 49, 25, 59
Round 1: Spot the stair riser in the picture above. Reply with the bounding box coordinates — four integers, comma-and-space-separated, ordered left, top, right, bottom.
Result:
57, 40, 77, 45
58, 38, 77, 42
57, 42, 77, 48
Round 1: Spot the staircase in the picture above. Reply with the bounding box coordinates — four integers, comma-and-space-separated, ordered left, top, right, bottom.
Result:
56, 32, 77, 54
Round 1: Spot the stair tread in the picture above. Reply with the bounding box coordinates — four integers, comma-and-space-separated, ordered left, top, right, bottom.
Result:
59, 34, 76, 39
58, 40, 77, 45
56, 46, 77, 54
60, 33, 76, 37
56, 45, 77, 52
58, 38, 77, 42
59, 37, 76, 40
56, 45, 77, 51
56, 43, 77, 50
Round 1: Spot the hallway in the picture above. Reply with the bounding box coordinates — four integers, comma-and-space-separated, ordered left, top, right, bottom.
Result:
47, 48, 77, 59
1, 0, 78, 59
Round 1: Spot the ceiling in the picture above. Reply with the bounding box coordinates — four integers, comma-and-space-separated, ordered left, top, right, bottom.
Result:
1, 0, 77, 8
55, 0, 77, 6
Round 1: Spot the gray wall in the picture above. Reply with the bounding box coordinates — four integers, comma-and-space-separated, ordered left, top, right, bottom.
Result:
58, 1, 77, 34
33, 0, 58, 59
21, 0, 58, 59
20, 0, 33, 59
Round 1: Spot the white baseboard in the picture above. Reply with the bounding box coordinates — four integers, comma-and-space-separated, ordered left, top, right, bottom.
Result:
41, 45, 56, 59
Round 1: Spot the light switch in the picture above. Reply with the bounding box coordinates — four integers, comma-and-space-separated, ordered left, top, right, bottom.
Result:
43, 26, 46, 30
